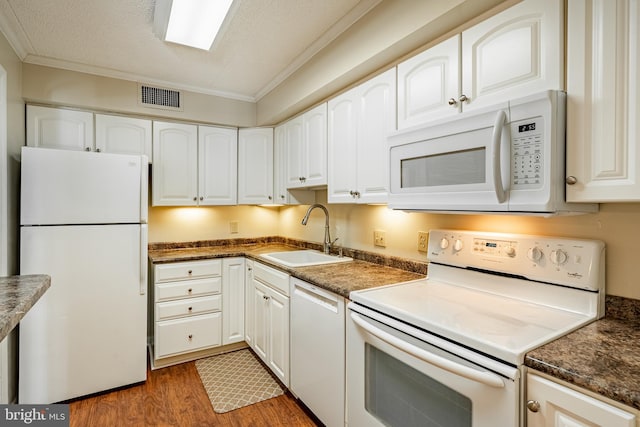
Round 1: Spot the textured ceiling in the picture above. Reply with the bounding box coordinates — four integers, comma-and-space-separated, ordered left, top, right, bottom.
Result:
0, 0, 378, 101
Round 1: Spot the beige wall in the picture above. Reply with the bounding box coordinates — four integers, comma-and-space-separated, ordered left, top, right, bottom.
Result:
22, 64, 256, 128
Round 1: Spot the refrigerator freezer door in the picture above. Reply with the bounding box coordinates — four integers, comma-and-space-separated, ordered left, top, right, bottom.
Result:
20, 147, 146, 225
19, 224, 147, 403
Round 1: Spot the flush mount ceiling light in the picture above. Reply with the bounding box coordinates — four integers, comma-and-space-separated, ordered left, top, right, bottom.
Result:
153, 0, 235, 50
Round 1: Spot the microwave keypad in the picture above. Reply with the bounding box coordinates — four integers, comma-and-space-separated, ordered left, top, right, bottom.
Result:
512, 125, 543, 188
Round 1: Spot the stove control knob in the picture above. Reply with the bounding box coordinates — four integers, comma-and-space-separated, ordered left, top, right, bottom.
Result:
453, 239, 463, 251
439, 238, 449, 249
504, 246, 516, 257
550, 249, 568, 265
527, 247, 543, 262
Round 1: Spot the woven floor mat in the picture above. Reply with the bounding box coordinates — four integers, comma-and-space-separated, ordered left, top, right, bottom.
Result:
195, 349, 285, 413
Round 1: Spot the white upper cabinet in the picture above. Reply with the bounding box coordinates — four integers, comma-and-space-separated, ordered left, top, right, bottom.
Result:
274, 125, 315, 205
27, 105, 94, 151
198, 126, 237, 206
95, 114, 152, 160
153, 122, 237, 206
460, 0, 563, 112
397, 0, 563, 129
397, 35, 460, 129
284, 103, 328, 189
329, 68, 396, 204
238, 128, 274, 204
566, 0, 640, 202
152, 121, 198, 206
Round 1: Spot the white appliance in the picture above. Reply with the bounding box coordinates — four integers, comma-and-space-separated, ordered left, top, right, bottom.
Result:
290, 278, 345, 427
19, 147, 148, 404
347, 229, 605, 427
388, 91, 598, 215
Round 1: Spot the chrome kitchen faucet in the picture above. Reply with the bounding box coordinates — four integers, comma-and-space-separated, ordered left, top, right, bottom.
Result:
301, 203, 338, 254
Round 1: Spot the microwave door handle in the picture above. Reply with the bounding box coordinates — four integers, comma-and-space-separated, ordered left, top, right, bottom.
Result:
350, 312, 505, 388
492, 110, 508, 203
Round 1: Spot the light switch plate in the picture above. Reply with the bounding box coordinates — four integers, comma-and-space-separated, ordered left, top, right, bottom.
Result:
374, 230, 386, 247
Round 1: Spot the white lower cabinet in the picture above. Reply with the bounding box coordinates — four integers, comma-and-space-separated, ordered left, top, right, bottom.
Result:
527, 373, 637, 427
245, 260, 290, 386
150, 258, 245, 367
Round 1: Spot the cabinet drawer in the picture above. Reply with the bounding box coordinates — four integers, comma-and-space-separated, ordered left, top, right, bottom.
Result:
155, 277, 221, 302
155, 259, 222, 282
155, 313, 222, 358
253, 261, 290, 296
155, 295, 221, 321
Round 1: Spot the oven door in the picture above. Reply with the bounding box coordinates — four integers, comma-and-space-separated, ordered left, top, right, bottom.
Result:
346, 305, 520, 427
388, 103, 511, 212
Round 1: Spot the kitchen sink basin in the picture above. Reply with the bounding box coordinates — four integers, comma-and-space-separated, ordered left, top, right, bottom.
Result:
259, 250, 352, 267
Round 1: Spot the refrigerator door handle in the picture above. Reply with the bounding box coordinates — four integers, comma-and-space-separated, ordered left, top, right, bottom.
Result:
140, 224, 148, 295
140, 155, 149, 224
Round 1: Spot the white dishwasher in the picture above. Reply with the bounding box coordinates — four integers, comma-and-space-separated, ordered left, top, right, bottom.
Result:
290, 277, 345, 427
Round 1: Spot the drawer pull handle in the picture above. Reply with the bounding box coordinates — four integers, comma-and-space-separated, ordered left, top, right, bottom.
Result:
187, 270, 193, 275
188, 288, 193, 294
188, 307, 193, 312
188, 334, 193, 340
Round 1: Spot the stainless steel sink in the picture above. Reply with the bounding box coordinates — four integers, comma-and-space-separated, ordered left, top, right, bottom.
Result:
259, 250, 352, 267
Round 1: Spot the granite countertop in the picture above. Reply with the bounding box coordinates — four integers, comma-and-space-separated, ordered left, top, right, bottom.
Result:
0, 274, 50, 342
148, 238, 427, 299
525, 295, 640, 410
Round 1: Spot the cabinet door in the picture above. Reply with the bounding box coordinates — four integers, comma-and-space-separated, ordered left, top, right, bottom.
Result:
152, 121, 198, 206
461, 0, 564, 112
26, 105, 94, 151
95, 114, 152, 159
222, 258, 245, 345
244, 260, 254, 347
238, 128, 274, 204
327, 90, 358, 203
251, 280, 269, 363
566, 0, 640, 201
301, 103, 328, 187
267, 287, 290, 387
357, 68, 396, 204
397, 35, 460, 129
527, 374, 636, 427
199, 126, 238, 205
284, 116, 304, 189
274, 125, 314, 205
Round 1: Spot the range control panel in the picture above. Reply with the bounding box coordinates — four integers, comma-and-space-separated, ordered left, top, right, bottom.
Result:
427, 229, 605, 291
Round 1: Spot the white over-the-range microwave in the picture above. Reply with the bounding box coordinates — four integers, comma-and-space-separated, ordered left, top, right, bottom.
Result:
388, 90, 598, 215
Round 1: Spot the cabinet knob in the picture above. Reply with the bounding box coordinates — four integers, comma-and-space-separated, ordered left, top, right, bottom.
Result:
187, 270, 193, 275
566, 176, 578, 185
448, 98, 457, 106
85, 147, 91, 152
526, 400, 540, 413
199, 196, 203, 201
459, 94, 469, 103
187, 288, 193, 293
268, 195, 273, 200
188, 334, 193, 340
188, 307, 193, 312
280, 195, 285, 199
193, 197, 197, 201
95, 148, 101, 153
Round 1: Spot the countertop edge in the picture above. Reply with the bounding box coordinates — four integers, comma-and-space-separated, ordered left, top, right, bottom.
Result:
0, 274, 51, 342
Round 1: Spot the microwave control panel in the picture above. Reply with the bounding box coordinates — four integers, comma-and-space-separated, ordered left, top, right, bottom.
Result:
511, 116, 544, 188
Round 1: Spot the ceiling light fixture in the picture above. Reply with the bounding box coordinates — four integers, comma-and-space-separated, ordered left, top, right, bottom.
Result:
153, 0, 235, 51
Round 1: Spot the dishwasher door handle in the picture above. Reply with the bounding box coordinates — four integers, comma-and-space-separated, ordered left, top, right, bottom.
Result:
351, 312, 505, 388
293, 281, 339, 313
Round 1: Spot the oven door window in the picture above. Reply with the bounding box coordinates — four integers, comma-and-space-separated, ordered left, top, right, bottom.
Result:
365, 343, 471, 427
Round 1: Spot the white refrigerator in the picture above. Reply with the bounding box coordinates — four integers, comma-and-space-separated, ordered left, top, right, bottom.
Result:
19, 147, 148, 404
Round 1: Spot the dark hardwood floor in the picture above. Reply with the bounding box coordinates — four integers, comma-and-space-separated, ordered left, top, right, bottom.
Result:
68, 361, 320, 426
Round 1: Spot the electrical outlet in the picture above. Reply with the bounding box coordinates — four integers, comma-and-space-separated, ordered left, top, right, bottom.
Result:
230, 221, 239, 234
374, 230, 386, 247
418, 231, 429, 252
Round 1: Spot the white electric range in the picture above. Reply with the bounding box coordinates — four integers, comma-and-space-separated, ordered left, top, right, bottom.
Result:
346, 229, 605, 427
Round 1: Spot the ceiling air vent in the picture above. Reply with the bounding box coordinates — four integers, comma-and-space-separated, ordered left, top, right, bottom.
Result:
139, 84, 183, 111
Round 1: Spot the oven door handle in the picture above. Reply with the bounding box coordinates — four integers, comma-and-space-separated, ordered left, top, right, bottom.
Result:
351, 312, 505, 388
492, 109, 507, 204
